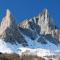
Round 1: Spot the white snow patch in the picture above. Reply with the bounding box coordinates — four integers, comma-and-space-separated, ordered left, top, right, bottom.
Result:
0, 38, 60, 57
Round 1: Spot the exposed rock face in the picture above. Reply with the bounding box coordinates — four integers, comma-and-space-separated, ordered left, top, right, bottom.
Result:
0, 8, 60, 46
19, 20, 29, 28
37, 9, 55, 34
0, 9, 28, 46
18, 9, 60, 43
19, 9, 55, 34
52, 29, 60, 41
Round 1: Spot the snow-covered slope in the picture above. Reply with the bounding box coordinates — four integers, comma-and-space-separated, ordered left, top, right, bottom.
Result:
0, 38, 60, 57
0, 9, 60, 57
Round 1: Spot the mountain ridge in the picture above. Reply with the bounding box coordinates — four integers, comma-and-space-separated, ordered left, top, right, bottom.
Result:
18, 8, 60, 42
0, 8, 60, 55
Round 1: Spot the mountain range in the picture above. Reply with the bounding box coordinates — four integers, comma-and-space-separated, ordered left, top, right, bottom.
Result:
0, 9, 60, 57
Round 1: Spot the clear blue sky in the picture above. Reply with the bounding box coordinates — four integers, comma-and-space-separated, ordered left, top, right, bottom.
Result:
0, 0, 60, 27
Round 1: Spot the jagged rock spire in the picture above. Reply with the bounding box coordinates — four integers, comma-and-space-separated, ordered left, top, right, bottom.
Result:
6, 9, 11, 17
0, 9, 16, 36
18, 8, 60, 43
44, 8, 48, 17
1, 9, 16, 28
44, 8, 48, 21
0, 9, 27, 46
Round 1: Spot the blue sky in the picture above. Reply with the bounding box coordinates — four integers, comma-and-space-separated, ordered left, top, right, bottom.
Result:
0, 0, 60, 27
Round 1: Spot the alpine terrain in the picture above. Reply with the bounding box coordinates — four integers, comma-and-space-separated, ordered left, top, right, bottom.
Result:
0, 8, 60, 60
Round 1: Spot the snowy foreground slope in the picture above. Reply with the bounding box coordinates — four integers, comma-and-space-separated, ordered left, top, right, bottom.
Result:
0, 8, 60, 58
0, 38, 60, 57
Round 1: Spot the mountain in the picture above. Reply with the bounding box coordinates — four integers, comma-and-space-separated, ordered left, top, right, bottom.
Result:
18, 9, 60, 44
0, 8, 60, 57
0, 9, 28, 46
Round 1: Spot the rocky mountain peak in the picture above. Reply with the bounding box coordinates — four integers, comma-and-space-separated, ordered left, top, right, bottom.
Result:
37, 8, 55, 34
19, 9, 55, 34
0, 9, 27, 46
42, 8, 48, 17
0, 9, 16, 35
1, 9, 15, 26
0, 9, 15, 36
5, 9, 15, 25
6, 9, 11, 17
18, 8, 60, 42
0, 8, 60, 46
